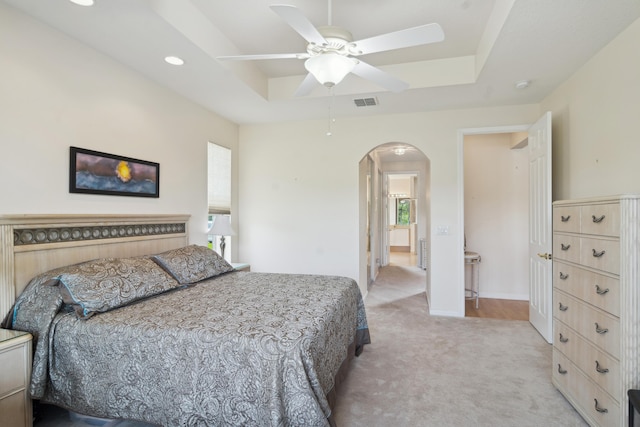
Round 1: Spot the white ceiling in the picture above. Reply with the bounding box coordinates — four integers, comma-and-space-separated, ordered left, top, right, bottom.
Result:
4, 0, 640, 125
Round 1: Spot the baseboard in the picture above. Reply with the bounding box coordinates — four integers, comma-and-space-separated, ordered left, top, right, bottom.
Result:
478, 292, 529, 301
429, 309, 464, 317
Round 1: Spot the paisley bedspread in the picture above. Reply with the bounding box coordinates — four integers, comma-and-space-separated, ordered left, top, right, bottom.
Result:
9, 271, 370, 426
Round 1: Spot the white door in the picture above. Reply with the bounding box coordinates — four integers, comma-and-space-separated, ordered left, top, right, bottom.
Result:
528, 111, 553, 343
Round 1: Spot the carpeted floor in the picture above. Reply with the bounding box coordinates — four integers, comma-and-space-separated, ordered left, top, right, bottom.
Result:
34, 264, 586, 426
332, 264, 588, 427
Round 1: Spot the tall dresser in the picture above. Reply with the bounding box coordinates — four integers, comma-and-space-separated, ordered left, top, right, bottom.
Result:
552, 195, 640, 427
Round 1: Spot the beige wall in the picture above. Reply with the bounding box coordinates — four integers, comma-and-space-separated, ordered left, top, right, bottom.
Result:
464, 133, 529, 300
0, 4, 240, 252
542, 16, 640, 201
238, 105, 540, 316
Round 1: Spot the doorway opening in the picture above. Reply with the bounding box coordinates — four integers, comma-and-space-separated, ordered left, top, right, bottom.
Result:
358, 143, 431, 304
387, 173, 419, 267
463, 132, 530, 321
458, 113, 552, 339
459, 126, 532, 322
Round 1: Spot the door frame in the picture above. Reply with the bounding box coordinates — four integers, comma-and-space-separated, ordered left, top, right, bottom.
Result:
457, 124, 532, 316
383, 171, 421, 266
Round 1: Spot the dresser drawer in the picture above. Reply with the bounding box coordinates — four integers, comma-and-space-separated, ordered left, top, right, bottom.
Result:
581, 203, 620, 237
554, 321, 619, 398
553, 262, 620, 316
553, 234, 580, 263
553, 349, 620, 426
0, 343, 28, 397
554, 206, 580, 233
579, 237, 619, 275
554, 290, 620, 359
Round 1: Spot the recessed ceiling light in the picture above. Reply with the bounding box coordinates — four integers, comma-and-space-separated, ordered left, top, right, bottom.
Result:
515, 80, 530, 90
69, 0, 95, 6
164, 56, 185, 66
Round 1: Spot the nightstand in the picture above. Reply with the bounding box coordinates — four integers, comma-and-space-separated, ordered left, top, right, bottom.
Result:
231, 262, 250, 272
0, 329, 33, 427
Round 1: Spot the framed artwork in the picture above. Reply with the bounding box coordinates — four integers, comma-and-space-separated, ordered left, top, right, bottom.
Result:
69, 146, 160, 198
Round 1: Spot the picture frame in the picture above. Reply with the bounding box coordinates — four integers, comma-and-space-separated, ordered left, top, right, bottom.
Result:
69, 146, 160, 198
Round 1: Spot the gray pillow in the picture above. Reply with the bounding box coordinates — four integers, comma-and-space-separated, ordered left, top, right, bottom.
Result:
57, 257, 181, 319
152, 245, 234, 284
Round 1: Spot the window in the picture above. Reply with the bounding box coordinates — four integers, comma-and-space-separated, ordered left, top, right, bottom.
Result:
208, 142, 232, 256
396, 199, 411, 225
207, 142, 231, 215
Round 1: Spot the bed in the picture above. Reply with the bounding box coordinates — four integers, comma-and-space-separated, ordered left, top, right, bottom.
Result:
0, 215, 370, 426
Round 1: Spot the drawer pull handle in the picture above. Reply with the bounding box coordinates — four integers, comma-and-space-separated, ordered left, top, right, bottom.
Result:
592, 249, 606, 258
594, 399, 608, 413
595, 323, 608, 334
595, 361, 609, 374
595, 285, 609, 295
559, 302, 568, 311
561, 215, 571, 222
559, 272, 569, 280
557, 364, 567, 375
560, 243, 571, 251
559, 333, 568, 343
592, 214, 606, 223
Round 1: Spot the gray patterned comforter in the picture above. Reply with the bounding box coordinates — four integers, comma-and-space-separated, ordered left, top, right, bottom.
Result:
9, 271, 370, 426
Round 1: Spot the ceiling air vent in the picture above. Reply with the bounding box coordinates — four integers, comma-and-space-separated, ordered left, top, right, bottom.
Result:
353, 97, 378, 107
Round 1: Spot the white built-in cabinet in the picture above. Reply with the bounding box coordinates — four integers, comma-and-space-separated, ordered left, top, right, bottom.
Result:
552, 195, 640, 427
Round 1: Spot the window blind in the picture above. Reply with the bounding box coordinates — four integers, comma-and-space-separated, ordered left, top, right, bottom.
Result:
208, 142, 231, 214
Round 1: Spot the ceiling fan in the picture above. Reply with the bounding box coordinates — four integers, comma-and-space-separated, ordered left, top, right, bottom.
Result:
217, 2, 445, 96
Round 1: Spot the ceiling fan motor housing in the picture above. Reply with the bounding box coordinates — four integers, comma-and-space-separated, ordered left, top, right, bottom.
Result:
309, 26, 360, 56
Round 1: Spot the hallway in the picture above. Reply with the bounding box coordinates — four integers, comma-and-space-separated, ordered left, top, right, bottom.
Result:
388, 251, 418, 267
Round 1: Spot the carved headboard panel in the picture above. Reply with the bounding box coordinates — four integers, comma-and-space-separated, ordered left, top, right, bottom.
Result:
0, 214, 190, 319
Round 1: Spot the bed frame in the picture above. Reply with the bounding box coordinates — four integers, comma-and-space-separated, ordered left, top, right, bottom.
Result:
0, 214, 190, 320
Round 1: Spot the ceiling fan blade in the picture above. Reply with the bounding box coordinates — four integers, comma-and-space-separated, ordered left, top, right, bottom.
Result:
217, 53, 308, 61
353, 23, 444, 56
293, 73, 319, 97
270, 4, 327, 45
351, 60, 409, 93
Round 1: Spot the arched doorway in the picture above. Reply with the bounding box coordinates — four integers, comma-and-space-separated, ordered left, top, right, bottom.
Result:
358, 142, 431, 303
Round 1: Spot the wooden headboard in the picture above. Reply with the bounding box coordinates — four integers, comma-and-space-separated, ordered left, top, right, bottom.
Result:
0, 214, 190, 319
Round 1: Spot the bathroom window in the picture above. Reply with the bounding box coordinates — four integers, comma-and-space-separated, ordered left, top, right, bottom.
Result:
396, 199, 411, 225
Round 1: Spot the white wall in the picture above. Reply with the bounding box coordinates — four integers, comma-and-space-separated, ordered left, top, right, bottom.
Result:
0, 4, 239, 252
238, 106, 540, 316
464, 133, 529, 300
542, 16, 640, 201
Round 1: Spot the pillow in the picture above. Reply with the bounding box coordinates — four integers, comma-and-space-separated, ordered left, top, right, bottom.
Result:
57, 257, 181, 319
152, 244, 234, 284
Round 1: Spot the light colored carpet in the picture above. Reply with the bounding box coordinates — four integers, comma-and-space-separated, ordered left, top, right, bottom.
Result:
332, 264, 588, 427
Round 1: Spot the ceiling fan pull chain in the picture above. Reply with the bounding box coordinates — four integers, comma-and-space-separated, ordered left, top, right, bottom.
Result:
326, 86, 335, 136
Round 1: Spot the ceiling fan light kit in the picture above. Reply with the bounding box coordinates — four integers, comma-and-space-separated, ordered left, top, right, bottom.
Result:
305, 53, 357, 87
